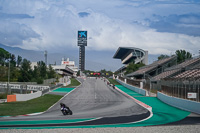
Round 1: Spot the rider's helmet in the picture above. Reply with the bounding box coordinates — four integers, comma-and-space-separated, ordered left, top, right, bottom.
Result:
60, 103, 63, 106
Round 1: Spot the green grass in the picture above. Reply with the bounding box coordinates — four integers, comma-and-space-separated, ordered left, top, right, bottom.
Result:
107, 78, 121, 85
0, 93, 7, 99
0, 94, 62, 116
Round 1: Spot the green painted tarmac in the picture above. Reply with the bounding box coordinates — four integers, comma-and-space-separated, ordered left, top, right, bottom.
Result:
116, 85, 144, 97
0, 85, 190, 129
52, 88, 74, 93
0, 118, 96, 126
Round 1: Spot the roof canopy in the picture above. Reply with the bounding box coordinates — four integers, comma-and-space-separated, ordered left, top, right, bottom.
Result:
113, 47, 145, 59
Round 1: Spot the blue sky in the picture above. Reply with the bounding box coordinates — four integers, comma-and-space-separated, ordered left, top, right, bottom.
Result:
0, 0, 200, 56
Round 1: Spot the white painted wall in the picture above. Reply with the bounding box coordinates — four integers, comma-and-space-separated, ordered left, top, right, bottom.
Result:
16, 91, 42, 101
158, 92, 200, 114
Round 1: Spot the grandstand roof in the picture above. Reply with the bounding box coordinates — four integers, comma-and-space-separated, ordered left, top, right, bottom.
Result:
165, 57, 200, 71
126, 56, 176, 77
115, 65, 127, 73
113, 47, 144, 59
52, 65, 74, 76
113, 47, 148, 65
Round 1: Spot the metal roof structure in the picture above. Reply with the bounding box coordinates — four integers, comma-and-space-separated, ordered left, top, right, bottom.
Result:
126, 56, 177, 78
52, 65, 74, 76
113, 47, 148, 65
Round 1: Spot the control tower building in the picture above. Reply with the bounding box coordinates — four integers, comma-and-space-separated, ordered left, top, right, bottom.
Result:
77, 31, 87, 71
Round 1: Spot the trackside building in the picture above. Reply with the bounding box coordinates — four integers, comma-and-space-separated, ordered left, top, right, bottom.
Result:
113, 47, 148, 75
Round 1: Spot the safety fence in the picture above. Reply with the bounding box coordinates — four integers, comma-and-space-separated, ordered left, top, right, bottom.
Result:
118, 76, 153, 94
116, 78, 146, 96
159, 78, 200, 102
0, 83, 62, 95
118, 76, 141, 88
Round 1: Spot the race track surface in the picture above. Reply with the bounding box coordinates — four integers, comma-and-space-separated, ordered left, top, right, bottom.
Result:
0, 77, 150, 128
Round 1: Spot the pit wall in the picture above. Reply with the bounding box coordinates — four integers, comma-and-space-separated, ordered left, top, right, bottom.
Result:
116, 79, 146, 96
157, 92, 200, 114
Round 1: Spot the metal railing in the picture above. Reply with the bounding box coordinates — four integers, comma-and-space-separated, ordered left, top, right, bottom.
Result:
160, 78, 200, 102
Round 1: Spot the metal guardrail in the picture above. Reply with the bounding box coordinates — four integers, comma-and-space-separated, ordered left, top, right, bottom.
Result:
160, 79, 200, 102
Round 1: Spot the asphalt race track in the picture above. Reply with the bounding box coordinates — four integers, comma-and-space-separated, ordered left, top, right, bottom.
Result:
0, 77, 150, 128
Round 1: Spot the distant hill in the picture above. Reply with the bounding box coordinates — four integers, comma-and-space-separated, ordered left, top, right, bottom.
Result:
0, 43, 122, 71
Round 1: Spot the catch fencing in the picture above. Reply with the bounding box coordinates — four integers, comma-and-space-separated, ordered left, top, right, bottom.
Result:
160, 78, 200, 102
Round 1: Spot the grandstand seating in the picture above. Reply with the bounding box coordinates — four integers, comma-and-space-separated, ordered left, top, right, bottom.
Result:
166, 57, 200, 71
126, 56, 176, 78
174, 69, 200, 79
152, 69, 179, 81
152, 57, 200, 81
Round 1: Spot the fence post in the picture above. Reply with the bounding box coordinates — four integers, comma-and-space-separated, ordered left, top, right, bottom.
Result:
198, 83, 199, 102
140, 82, 143, 89
177, 81, 179, 97
185, 81, 186, 99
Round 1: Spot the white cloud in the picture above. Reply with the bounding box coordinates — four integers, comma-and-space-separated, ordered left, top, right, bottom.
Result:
0, 0, 200, 56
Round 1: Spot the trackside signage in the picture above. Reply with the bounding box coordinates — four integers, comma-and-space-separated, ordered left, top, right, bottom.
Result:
77, 31, 87, 46
187, 92, 197, 99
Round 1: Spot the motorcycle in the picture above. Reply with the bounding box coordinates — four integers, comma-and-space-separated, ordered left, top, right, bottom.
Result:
61, 107, 73, 115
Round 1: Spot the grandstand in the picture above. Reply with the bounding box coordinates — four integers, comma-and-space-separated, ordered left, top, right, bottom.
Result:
113, 47, 148, 76
152, 57, 200, 81
173, 69, 200, 79
126, 56, 177, 79
114, 50, 200, 102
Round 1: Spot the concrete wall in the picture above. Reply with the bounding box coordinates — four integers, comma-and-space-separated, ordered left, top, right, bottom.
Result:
59, 76, 71, 86
157, 92, 200, 114
16, 91, 42, 101
116, 79, 146, 96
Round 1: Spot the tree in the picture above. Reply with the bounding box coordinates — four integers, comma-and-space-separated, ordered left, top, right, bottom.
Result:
37, 61, 47, 79
10, 54, 16, 67
175, 50, 192, 64
158, 54, 169, 60
77, 70, 80, 76
18, 59, 32, 82
0, 48, 9, 66
125, 62, 145, 75
17, 55, 22, 67
32, 65, 40, 81
47, 65, 56, 79
0, 66, 8, 81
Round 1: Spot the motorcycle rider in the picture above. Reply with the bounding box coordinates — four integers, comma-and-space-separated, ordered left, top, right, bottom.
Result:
60, 102, 72, 115
60, 103, 69, 110
113, 84, 115, 89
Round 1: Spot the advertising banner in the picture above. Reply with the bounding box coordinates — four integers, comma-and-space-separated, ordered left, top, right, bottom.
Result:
78, 31, 87, 46
187, 92, 197, 99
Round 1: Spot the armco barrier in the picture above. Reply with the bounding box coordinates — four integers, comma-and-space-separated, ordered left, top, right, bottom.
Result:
16, 91, 42, 101
157, 92, 200, 114
116, 79, 146, 96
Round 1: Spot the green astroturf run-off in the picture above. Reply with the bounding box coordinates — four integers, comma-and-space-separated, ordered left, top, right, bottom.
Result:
52, 88, 74, 93
114, 85, 190, 127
